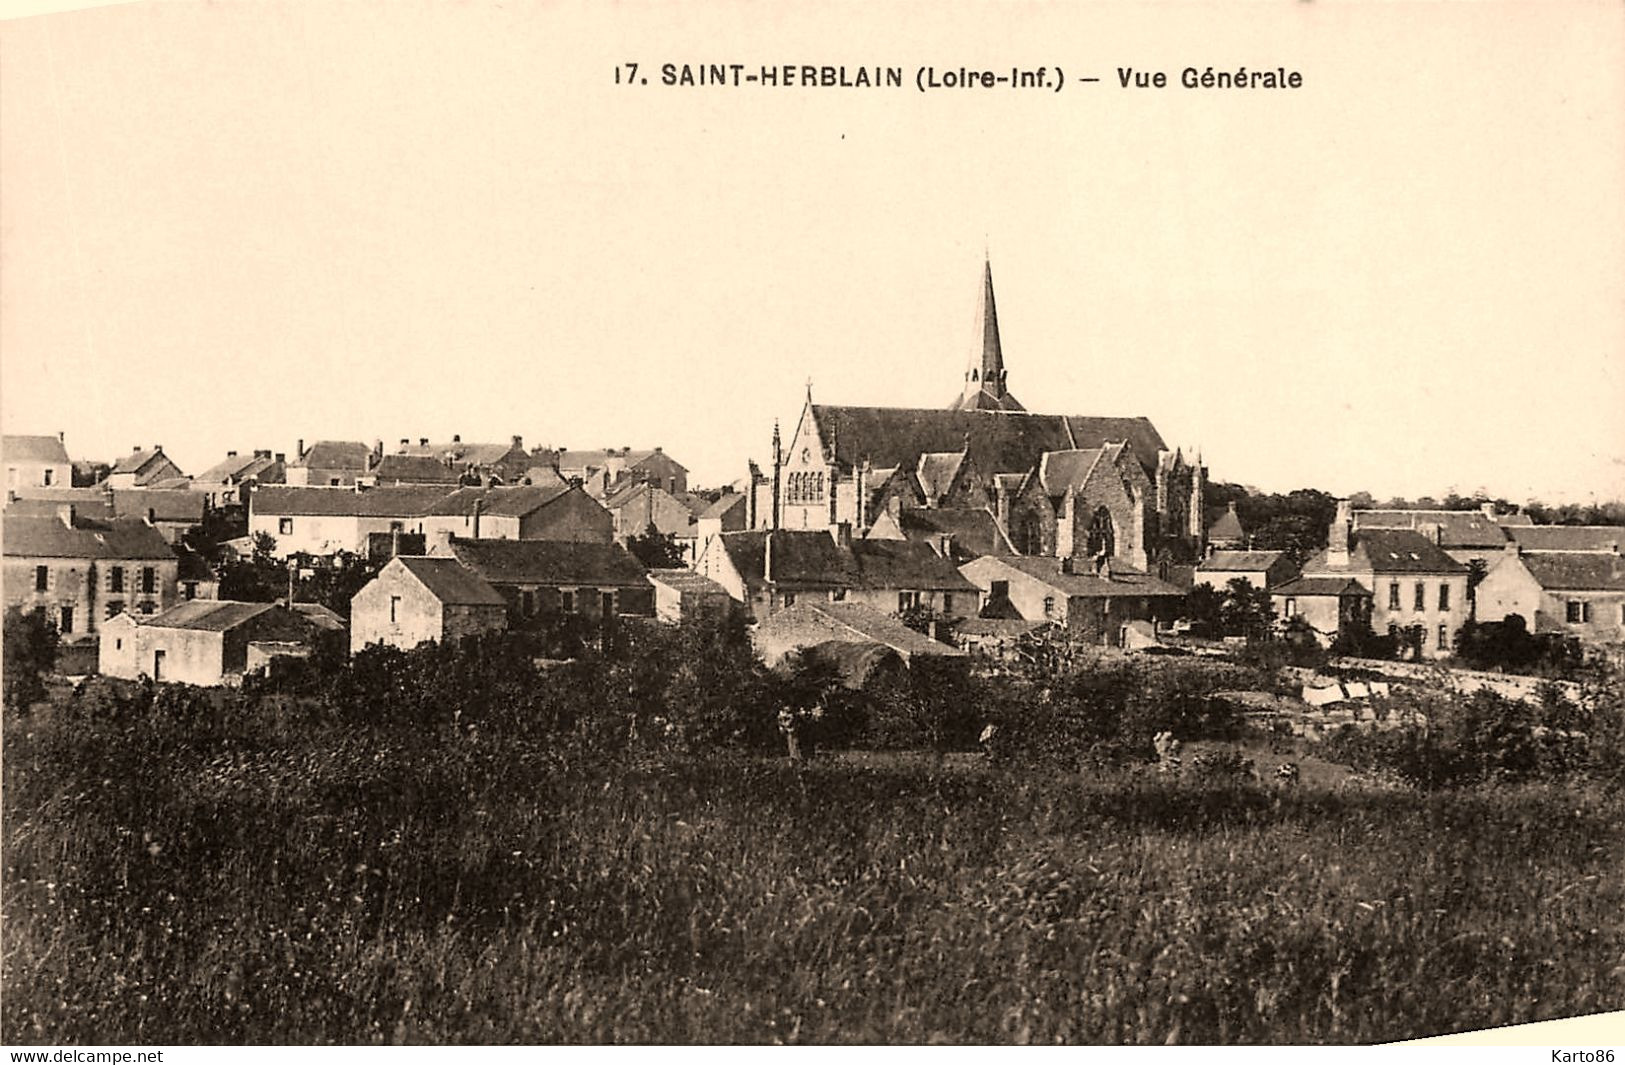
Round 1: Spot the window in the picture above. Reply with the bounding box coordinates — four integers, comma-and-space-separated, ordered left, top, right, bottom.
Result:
279, 518, 294, 535
781, 591, 796, 608
1414, 582, 1425, 611
831, 588, 846, 602
991, 580, 1010, 600
521, 590, 535, 616
389, 595, 401, 624
183, 582, 198, 601
943, 593, 955, 615
1566, 600, 1591, 624
1388, 582, 1400, 610
106, 601, 124, 619
141, 567, 156, 594
59, 606, 73, 634
1284, 597, 1297, 618
110, 567, 124, 593
329, 478, 341, 487
1438, 625, 1449, 650
898, 591, 920, 612
1419, 627, 1428, 647
42, 468, 53, 486
1043, 595, 1056, 618
1438, 583, 1451, 611
140, 603, 155, 615
35, 565, 48, 592
560, 590, 575, 614
1087, 507, 1115, 558
115, 638, 122, 651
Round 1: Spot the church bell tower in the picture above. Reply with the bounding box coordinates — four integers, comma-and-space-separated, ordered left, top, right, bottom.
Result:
949, 258, 1025, 413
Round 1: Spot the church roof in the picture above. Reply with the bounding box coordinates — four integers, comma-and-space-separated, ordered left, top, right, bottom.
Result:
809, 405, 1165, 482
948, 259, 1025, 412
915, 450, 966, 501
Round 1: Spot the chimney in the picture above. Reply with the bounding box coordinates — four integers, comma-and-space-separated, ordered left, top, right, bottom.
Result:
274, 452, 285, 463
472, 498, 483, 539
57, 431, 64, 442
431, 527, 455, 555
227, 450, 238, 458
1419, 521, 1443, 546
390, 527, 401, 558
399, 438, 410, 452
834, 521, 852, 549
373, 439, 384, 459
856, 459, 870, 530
57, 503, 76, 527
653, 445, 662, 453
297, 439, 305, 459
452, 434, 461, 443
1060, 555, 1074, 575
512, 435, 523, 450
132, 445, 143, 453
419, 438, 429, 448
1327, 499, 1352, 568
145, 507, 156, 525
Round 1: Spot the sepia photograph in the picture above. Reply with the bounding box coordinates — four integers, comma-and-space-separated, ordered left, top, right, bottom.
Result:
2, 0, 1623, 1048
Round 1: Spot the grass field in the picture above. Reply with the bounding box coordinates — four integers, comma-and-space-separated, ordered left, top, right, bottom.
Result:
4, 707, 1621, 1045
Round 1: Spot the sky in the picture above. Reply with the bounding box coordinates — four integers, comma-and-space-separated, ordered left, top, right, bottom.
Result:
2, 1, 1622, 504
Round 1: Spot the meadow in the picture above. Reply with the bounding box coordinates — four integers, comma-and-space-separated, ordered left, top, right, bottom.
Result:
5, 691, 1621, 1045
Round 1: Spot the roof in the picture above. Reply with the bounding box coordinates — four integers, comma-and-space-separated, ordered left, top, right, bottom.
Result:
251, 484, 455, 517
1206, 503, 1245, 542
850, 538, 979, 594
1353, 509, 1510, 549
424, 484, 573, 518
1271, 576, 1373, 598
976, 555, 1186, 598
1197, 550, 1286, 573
522, 466, 569, 491
915, 451, 966, 500
800, 641, 909, 689
808, 405, 1167, 482
1303, 529, 1470, 575
1036, 447, 1106, 495
289, 441, 371, 470
111, 489, 206, 523
195, 452, 282, 484
133, 599, 280, 632
4, 493, 115, 521
648, 568, 731, 597
291, 602, 348, 631
556, 448, 684, 473
3, 435, 70, 465
956, 617, 1053, 637
370, 454, 462, 484
759, 601, 965, 659
713, 529, 861, 590
700, 493, 748, 521
396, 440, 525, 467
896, 507, 1014, 560
1517, 552, 1625, 592
1505, 525, 1625, 553
3, 513, 175, 560
110, 448, 173, 477
446, 537, 649, 587
393, 556, 507, 605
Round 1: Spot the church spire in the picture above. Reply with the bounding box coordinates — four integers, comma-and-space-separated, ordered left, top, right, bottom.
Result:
950, 257, 1025, 412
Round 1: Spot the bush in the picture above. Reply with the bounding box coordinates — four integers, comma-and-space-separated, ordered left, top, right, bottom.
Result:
3, 606, 59, 713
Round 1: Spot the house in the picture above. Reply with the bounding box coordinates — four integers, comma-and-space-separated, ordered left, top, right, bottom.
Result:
864, 505, 1016, 563
384, 435, 533, 484
3, 505, 179, 638
648, 568, 736, 623
1503, 525, 1625, 555
363, 453, 463, 487
954, 617, 1058, 660
418, 484, 614, 544
1270, 577, 1374, 647
1475, 548, 1625, 643
693, 492, 749, 561
1352, 506, 1516, 568
1205, 502, 1247, 551
349, 555, 509, 653
4, 433, 72, 489
603, 481, 698, 542
103, 445, 186, 489
750, 601, 966, 672
284, 440, 374, 487
695, 529, 860, 620
109, 489, 208, 544
763, 259, 1207, 569
4, 488, 114, 519
433, 535, 654, 623
100, 600, 334, 685
193, 449, 287, 509
555, 446, 688, 498
1194, 550, 1298, 592
847, 537, 981, 619
1298, 500, 1470, 659
959, 554, 1185, 647
248, 484, 456, 558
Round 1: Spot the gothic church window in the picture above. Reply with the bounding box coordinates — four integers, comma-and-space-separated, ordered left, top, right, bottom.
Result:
1087, 507, 1115, 558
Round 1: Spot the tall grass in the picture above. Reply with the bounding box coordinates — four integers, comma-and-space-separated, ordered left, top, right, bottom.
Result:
4, 702, 1621, 1044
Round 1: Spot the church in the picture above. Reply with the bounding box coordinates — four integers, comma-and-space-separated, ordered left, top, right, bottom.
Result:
753, 260, 1208, 574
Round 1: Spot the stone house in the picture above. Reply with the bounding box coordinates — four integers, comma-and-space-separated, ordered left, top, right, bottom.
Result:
3, 505, 179, 638
349, 555, 509, 654
103, 445, 186, 489
1194, 550, 1299, 592
384, 435, 534, 484
109, 489, 208, 545
750, 601, 966, 671
1298, 501, 1470, 659
1352, 506, 1517, 568
433, 535, 654, 623
193, 450, 287, 509
1269, 576, 1374, 647
3, 433, 72, 490
418, 484, 613, 544
648, 568, 736, 624
958, 554, 1186, 647
248, 484, 456, 558
284, 440, 374, 487
1475, 548, 1625, 644
100, 600, 332, 685
555, 446, 689, 499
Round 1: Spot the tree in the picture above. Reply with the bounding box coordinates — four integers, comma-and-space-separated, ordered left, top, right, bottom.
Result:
1218, 578, 1276, 642
625, 525, 685, 569
3, 606, 59, 712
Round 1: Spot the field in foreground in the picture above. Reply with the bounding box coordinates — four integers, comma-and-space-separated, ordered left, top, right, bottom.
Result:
4, 709, 1622, 1045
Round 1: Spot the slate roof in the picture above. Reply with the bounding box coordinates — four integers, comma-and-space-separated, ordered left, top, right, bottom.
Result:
110, 448, 174, 477
4, 492, 115, 521
3, 513, 175, 560
1036, 448, 1106, 495
135, 600, 282, 632
3, 435, 70, 464
1197, 550, 1286, 572
252, 485, 454, 517
394, 556, 507, 605
700, 493, 748, 521
424, 484, 573, 518
956, 617, 1054, 637
1353, 509, 1510, 550
1303, 529, 1470, 575
112, 489, 206, 524
980, 555, 1187, 598
289, 441, 372, 470
648, 568, 731, 597
556, 448, 682, 473
370, 454, 462, 485
713, 530, 861, 591
760, 601, 965, 659
292, 602, 348, 631
1206, 503, 1245, 542
896, 507, 1014, 559
1518, 553, 1625, 592
850, 538, 979, 594
446, 537, 649, 587
808, 405, 1166, 482
521, 466, 568, 490
397, 441, 525, 467
195, 452, 282, 484
915, 451, 966, 500
1271, 576, 1373, 598
1505, 525, 1625, 553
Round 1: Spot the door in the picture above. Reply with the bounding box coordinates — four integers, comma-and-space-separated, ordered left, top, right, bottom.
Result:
152, 649, 165, 682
